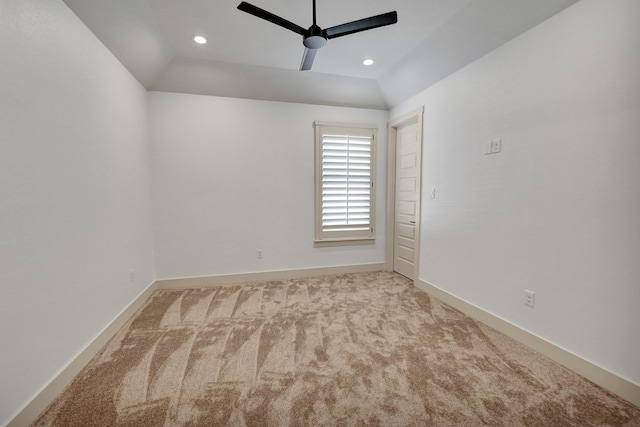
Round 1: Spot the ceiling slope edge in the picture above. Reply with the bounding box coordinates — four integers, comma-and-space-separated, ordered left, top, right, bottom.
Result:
150, 57, 390, 110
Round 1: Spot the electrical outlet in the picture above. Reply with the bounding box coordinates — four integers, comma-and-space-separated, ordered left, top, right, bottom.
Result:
129, 269, 135, 284
257, 249, 263, 259
524, 290, 535, 308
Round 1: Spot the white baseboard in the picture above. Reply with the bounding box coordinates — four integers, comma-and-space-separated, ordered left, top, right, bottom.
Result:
415, 278, 640, 408
6, 281, 157, 427
155, 263, 387, 289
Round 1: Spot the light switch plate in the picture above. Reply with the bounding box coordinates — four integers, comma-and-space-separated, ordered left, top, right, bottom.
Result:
491, 138, 502, 153
484, 140, 493, 155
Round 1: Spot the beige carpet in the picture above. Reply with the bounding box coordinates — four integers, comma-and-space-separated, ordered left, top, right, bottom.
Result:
33, 271, 640, 426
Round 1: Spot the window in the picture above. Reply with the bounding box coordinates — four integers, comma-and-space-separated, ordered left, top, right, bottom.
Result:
314, 121, 377, 245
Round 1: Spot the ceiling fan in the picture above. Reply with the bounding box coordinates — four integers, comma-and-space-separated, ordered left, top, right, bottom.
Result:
237, 0, 398, 71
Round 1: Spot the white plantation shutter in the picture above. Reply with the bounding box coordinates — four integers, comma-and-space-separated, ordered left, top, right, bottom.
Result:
314, 122, 376, 243
322, 134, 371, 231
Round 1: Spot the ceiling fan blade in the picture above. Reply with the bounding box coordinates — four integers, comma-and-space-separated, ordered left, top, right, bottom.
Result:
325, 11, 397, 39
237, 2, 306, 36
300, 48, 318, 71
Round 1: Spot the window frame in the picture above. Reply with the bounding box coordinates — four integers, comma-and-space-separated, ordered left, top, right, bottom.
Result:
313, 121, 377, 247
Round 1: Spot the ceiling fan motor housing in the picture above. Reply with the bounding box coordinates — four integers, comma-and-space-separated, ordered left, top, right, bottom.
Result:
303, 25, 327, 49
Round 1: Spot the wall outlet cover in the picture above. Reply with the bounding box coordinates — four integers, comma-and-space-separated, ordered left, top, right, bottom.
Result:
524, 290, 535, 307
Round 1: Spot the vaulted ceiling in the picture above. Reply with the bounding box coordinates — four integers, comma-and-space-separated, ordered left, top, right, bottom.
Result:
62, 0, 579, 109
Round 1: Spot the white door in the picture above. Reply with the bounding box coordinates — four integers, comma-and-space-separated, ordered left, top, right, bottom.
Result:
393, 121, 421, 279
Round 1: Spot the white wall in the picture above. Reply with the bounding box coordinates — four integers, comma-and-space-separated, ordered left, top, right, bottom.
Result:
0, 1, 156, 424
391, 0, 640, 385
2, 0, 637, 424
149, 92, 388, 279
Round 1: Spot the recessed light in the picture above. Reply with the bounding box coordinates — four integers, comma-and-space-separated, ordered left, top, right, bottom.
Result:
193, 35, 207, 45
363, 58, 375, 66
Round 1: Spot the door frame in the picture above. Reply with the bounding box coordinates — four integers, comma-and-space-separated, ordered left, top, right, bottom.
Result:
385, 106, 424, 281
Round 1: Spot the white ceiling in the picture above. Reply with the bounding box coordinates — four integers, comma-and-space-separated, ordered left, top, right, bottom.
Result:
62, 0, 579, 109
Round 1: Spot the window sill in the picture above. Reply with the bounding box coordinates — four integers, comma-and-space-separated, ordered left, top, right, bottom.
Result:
314, 237, 375, 248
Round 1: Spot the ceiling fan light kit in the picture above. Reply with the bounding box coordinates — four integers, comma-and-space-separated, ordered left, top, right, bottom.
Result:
237, 0, 397, 71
